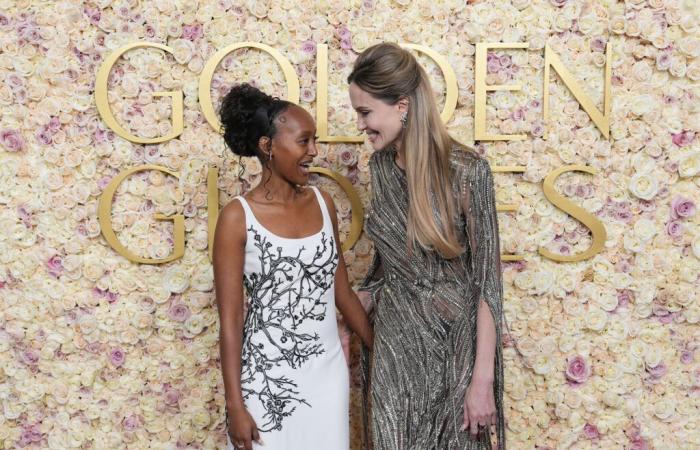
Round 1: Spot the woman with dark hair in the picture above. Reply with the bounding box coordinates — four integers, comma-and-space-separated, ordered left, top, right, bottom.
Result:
348, 43, 507, 449
213, 83, 373, 450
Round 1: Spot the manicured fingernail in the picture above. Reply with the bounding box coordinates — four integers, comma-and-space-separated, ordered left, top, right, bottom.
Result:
460, 424, 467, 431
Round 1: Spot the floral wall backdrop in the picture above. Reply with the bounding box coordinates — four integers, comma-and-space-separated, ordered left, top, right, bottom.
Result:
1, 0, 699, 449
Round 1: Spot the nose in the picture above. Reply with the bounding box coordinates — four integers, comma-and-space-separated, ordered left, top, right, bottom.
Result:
356, 115, 365, 132
308, 140, 318, 157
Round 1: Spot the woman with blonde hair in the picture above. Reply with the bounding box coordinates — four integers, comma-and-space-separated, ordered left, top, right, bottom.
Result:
348, 42, 506, 449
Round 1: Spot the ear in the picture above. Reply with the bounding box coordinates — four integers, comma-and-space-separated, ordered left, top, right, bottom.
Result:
397, 96, 409, 113
257, 136, 271, 155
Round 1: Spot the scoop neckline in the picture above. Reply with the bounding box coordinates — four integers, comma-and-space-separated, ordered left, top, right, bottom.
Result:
240, 187, 326, 241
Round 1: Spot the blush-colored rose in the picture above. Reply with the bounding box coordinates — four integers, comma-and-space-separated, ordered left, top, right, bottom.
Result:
583, 423, 600, 439
46, 255, 64, 278
109, 348, 126, 367
0, 129, 26, 152
168, 303, 191, 322
565, 355, 590, 384
665, 220, 683, 237
671, 196, 696, 219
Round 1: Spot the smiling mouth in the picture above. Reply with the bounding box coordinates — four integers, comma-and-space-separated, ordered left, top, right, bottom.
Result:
299, 161, 312, 175
367, 131, 379, 142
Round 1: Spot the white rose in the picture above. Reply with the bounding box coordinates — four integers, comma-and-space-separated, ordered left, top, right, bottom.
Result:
678, 152, 700, 177
163, 266, 190, 293
532, 353, 555, 375
693, 234, 700, 260
629, 94, 654, 116
586, 307, 608, 332
628, 172, 659, 200
633, 218, 657, 242
531, 270, 555, 295
171, 39, 195, 64
191, 266, 213, 292
653, 398, 675, 421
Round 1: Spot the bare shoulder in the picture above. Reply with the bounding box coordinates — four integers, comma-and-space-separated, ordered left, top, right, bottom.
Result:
316, 188, 338, 216
216, 197, 247, 240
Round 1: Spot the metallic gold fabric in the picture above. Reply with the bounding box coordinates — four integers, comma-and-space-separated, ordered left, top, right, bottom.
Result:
359, 146, 505, 450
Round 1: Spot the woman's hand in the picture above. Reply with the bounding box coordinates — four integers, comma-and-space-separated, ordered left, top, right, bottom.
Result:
227, 405, 263, 450
462, 377, 496, 438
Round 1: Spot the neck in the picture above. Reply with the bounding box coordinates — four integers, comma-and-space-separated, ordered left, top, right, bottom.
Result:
391, 140, 406, 170
259, 168, 303, 202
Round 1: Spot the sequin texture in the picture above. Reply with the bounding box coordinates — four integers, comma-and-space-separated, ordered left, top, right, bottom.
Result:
358, 146, 506, 450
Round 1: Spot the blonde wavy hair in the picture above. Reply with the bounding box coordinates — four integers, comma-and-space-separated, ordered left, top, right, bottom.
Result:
348, 42, 464, 258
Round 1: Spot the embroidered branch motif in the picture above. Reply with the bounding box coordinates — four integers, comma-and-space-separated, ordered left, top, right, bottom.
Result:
241, 226, 338, 432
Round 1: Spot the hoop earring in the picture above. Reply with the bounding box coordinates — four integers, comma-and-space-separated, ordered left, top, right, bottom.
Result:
400, 112, 408, 129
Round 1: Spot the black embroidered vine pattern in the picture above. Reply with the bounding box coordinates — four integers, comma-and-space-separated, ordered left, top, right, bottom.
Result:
240, 225, 338, 432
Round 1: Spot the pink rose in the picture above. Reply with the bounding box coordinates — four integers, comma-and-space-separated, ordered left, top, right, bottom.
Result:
20, 349, 39, 365
301, 40, 316, 54
671, 196, 696, 219
665, 220, 683, 237
36, 126, 52, 145
0, 129, 26, 152
18, 424, 43, 446
339, 148, 358, 166
680, 350, 694, 364
109, 348, 126, 367
182, 23, 203, 41
122, 414, 142, 432
616, 290, 633, 309
583, 423, 600, 439
590, 37, 607, 52
671, 130, 695, 147
337, 26, 351, 40
646, 362, 667, 379
565, 355, 590, 384
168, 303, 191, 322
164, 388, 181, 406
46, 255, 64, 278
656, 52, 672, 71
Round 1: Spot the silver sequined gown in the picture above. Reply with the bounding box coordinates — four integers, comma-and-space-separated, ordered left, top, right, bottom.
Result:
359, 146, 506, 450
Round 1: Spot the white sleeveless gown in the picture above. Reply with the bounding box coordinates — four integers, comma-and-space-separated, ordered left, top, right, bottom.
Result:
226, 186, 349, 450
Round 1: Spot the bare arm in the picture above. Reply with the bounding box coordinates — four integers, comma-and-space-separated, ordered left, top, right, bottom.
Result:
462, 157, 503, 437
212, 200, 261, 449
473, 299, 496, 383
320, 190, 374, 349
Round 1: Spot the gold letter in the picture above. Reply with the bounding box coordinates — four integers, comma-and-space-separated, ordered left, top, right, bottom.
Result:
98, 165, 185, 264
95, 42, 184, 144
199, 42, 300, 133
401, 44, 458, 124
207, 165, 219, 262
474, 43, 528, 141
544, 43, 612, 138
316, 44, 363, 143
539, 165, 606, 262
493, 165, 526, 261
309, 167, 364, 252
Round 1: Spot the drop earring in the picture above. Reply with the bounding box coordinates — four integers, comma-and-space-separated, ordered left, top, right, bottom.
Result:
400, 111, 408, 128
